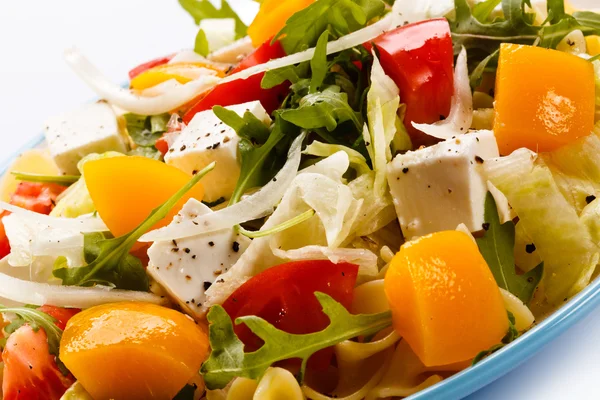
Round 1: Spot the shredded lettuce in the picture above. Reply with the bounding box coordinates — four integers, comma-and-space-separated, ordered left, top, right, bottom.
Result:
485, 149, 599, 304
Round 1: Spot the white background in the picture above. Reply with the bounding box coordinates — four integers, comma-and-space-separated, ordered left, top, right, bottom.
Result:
0, 1, 598, 399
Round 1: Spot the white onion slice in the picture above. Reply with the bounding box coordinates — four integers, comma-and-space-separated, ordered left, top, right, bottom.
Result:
64, 48, 221, 115
140, 133, 306, 242
412, 47, 473, 139
0, 267, 166, 308
220, 14, 395, 84
0, 202, 107, 232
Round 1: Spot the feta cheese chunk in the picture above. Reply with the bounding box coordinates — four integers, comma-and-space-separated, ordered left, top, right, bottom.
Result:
44, 102, 128, 175
165, 101, 271, 202
147, 199, 251, 318
387, 130, 500, 238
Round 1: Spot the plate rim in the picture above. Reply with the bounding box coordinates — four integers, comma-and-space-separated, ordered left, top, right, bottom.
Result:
3, 132, 600, 400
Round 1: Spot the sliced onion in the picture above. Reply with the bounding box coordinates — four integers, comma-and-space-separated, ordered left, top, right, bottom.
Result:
140, 133, 306, 242
0, 202, 107, 232
220, 14, 395, 84
412, 47, 473, 139
271, 245, 379, 277
64, 48, 221, 115
0, 265, 166, 308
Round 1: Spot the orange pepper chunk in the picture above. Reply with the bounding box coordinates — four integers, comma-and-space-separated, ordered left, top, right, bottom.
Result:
130, 62, 227, 91
384, 231, 508, 367
83, 156, 204, 238
60, 302, 209, 400
247, 0, 315, 48
494, 43, 595, 155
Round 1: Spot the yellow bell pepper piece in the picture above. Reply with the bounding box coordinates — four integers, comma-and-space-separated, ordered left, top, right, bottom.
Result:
130, 62, 226, 91
0, 149, 60, 202
83, 156, 204, 238
494, 43, 595, 154
587, 36, 600, 56
384, 231, 508, 367
247, 0, 315, 48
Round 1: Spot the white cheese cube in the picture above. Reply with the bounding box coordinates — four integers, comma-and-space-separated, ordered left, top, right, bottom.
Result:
44, 102, 128, 175
165, 101, 271, 202
147, 199, 251, 319
387, 130, 500, 238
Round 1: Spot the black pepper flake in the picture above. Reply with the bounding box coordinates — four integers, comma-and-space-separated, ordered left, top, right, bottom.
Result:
525, 243, 536, 254
204, 281, 212, 290
220, 129, 226, 134
192, 255, 196, 259
184, 248, 191, 253
208, 241, 215, 247
482, 222, 490, 231
586, 195, 596, 204
171, 247, 180, 253
180, 144, 187, 151
475, 156, 484, 164
212, 142, 221, 149
172, 239, 178, 247
272, 177, 277, 182
402, 167, 409, 174
341, 271, 345, 276
185, 275, 192, 281
177, 117, 183, 123
192, 169, 199, 175
232, 241, 240, 252
448, 189, 453, 194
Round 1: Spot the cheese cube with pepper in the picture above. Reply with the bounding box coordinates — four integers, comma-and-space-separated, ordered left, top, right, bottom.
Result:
387, 130, 500, 239
44, 102, 128, 175
165, 101, 271, 202
147, 199, 250, 319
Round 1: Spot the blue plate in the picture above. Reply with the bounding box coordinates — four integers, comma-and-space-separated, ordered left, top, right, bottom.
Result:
3, 132, 600, 400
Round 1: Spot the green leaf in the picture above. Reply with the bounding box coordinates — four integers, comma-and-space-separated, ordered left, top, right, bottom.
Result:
469, 49, 499, 90
11, 172, 80, 186
0, 306, 68, 374
214, 107, 295, 205
128, 146, 163, 161
472, 311, 519, 365
472, 0, 502, 22
273, 0, 386, 54
178, 0, 247, 39
261, 62, 309, 89
53, 162, 216, 289
200, 292, 393, 390
238, 209, 315, 238
476, 192, 543, 304
124, 113, 169, 147
309, 31, 330, 94
280, 86, 362, 132
194, 29, 210, 57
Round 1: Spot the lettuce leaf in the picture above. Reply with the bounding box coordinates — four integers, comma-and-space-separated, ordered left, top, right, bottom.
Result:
485, 149, 599, 304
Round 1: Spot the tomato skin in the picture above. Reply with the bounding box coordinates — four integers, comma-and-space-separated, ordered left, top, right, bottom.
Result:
222, 260, 359, 369
182, 40, 288, 124
367, 18, 454, 146
2, 307, 79, 400
128, 54, 175, 80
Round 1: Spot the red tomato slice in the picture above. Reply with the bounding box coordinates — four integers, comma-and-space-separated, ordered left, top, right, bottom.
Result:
2, 307, 79, 400
366, 18, 454, 146
128, 54, 175, 80
222, 260, 359, 369
182, 40, 288, 124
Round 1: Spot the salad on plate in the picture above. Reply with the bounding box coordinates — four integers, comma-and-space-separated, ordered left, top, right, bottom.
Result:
2, 0, 600, 399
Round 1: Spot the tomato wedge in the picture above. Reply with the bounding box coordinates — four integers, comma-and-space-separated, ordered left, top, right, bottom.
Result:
182, 40, 288, 124
128, 54, 175, 80
366, 18, 454, 146
2, 306, 79, 400
222, 260, 359, 369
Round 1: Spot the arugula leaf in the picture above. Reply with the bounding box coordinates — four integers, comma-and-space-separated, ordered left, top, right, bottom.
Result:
53, 162, 216, 289
178, 0, 246, 39
214, 106, 295, 205
11, 172, 80, 186
472, 311, 519, 365
280, 86, 363, 132
124, 113, 169, 148
472, 0, 502, 23
0, 306, 68, 374
194, 28, 210, 57
274, 0, 386, 54
469, 50, 499, 90
309, 31, 330, 94
476, 193, 544, 304
201, 292, 392, 390
261, 63, 309, 89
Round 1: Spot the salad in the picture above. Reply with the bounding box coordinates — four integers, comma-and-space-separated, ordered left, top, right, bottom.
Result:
1, 0, 600, 399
